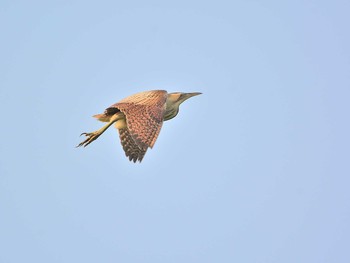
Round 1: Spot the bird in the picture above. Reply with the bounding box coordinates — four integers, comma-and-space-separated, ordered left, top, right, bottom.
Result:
77, 90, 201, 162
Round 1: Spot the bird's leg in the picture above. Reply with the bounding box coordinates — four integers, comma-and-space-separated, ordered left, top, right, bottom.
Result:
77, 113, 123, 147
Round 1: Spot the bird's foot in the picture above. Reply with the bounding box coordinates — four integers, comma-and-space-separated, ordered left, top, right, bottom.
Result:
76, 132, 101, 147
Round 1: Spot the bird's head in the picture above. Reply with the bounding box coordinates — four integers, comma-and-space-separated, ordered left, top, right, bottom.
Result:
167, 92, 202, 106
164, 91, 202, 121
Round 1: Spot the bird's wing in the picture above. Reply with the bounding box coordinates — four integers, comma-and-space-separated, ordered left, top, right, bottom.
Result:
118, 126, 147, 163
113, 90, 168, 149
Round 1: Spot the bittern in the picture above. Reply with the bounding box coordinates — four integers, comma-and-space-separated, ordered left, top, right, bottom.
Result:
77, 90, 201, 162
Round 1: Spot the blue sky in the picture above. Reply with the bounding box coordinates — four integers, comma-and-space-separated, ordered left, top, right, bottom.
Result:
1, 0, 349, 262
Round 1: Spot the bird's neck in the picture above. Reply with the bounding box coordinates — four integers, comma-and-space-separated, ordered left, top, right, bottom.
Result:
164, 101, 180, 121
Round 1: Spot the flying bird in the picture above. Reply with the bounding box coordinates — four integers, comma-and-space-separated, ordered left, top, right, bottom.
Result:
77, 90, 201, 162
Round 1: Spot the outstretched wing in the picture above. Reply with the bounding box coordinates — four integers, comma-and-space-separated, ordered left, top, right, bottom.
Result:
111, 90, 168, 150
118, 126, 147, 163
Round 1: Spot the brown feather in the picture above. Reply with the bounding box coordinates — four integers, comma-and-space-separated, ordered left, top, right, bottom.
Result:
110, 90, 167, 149
118, 127, 147, 162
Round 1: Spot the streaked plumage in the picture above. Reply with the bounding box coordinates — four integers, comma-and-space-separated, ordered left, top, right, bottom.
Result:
77, 90, 201, 162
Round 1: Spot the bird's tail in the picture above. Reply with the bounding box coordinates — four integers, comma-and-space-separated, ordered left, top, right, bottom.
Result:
93, 113, 111, 122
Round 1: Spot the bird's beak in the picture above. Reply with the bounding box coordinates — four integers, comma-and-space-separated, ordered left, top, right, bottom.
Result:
183, 92, 202, 99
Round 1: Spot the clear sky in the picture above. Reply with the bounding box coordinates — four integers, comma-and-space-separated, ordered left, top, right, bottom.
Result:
1, 0, 349, 262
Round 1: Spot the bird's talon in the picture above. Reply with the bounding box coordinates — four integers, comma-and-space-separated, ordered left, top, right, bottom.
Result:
77, 132, 99, 147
